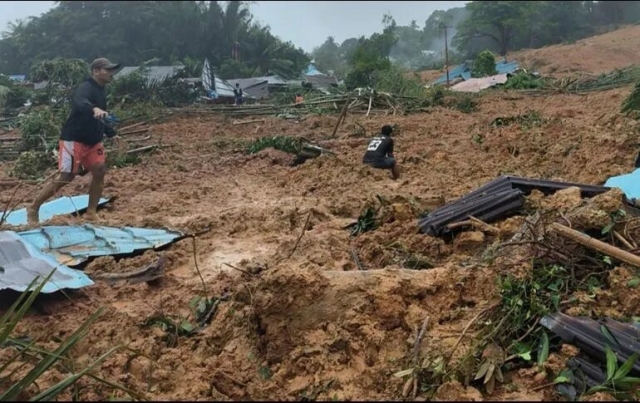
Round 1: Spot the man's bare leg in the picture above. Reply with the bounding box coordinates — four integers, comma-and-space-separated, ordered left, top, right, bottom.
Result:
85, 163, 106, 221
27, 173, 74, 225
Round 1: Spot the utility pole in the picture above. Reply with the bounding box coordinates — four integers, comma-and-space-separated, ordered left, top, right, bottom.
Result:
444, 24, 451, 86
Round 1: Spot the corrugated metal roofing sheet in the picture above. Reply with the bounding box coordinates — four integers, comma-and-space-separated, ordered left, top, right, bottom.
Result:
228, 78, 269, 89
3, 195, 112, 227
432, 60, 519, 85
604, 168, 640, 200
214, 76, 236, 98
0, 231, 94, 293
18, 225, 184, 266
418, 176, 611, 236
451, 73, 509, 93
541, 312, 640, 374
115, 66, 185, 83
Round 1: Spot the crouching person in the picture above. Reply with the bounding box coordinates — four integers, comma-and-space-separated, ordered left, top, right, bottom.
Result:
362, 124, 400, 180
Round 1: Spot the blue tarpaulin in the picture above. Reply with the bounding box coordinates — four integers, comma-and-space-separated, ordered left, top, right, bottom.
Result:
305, 62, 323, 76
3, 195, 112, 227
432, 59, 520, 85
0, 231, 94, 293
605, 169, 640, 200
18, 225, 184, 266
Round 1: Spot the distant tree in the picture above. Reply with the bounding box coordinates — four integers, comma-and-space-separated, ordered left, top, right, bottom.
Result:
345, 24, 398, 89
312, 37, 342, 76
453, 1, 534, 57
0, 1, 309, 80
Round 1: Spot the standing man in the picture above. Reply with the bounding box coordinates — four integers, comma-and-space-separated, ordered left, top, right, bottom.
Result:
362, 124, 400, 180
233, 83, 244, 106
27, 57, 121, 225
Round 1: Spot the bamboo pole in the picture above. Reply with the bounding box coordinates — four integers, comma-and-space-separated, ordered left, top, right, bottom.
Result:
550, 222, 640, 268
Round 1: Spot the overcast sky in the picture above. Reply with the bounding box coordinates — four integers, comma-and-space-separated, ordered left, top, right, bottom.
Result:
0, 1, 468, 52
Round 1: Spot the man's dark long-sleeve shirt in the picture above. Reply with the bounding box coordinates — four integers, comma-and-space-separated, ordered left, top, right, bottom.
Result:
60, 77, 115, 146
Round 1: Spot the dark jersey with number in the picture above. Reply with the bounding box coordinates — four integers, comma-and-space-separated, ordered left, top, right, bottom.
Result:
363, 135, 394, 163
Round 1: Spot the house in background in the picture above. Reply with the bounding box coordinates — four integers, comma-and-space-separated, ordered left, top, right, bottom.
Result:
115, 65, 186, 84
227, 78, 269, 100
303, 61, 338, 90
431, 59, 520, 86
200, 58, 238, 102
8, 75, 26, 83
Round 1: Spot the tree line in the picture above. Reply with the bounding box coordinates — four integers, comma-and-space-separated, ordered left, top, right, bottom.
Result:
1, 1, 639, 87
312, 1, 640, 83
0, 1, 310, 80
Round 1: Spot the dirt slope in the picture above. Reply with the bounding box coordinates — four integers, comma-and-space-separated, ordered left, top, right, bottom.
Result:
415, 25, 640, 82
1, 85, 639, 401
511, 25, 640, 76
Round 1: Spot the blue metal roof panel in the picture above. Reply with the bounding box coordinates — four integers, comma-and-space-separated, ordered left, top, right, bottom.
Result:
0, 231, 94, 293
496, 60, 519, 74
18, 225, 184, 266
4, 196, 111, 227
433, 63, 470, 85
432, 60, 519, 85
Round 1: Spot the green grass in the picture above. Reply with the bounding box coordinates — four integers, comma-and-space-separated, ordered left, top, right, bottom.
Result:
0, 270, 143, 401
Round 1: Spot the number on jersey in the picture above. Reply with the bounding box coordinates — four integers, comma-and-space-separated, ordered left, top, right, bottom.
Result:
367, 139, 382, 151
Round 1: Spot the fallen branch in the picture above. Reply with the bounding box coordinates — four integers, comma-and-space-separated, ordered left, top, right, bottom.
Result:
288, 211, 312, 259
233, 119, 266, 125
446, 305, 494, 366
119, 128, 150, 136
223, 262, 255, 276
550, 222, 640, 268
350, 246, 365, 270
613, 230, 634, 250
331, 96, 350, 138
469, 216, 500, 235
92, 255, 167, 284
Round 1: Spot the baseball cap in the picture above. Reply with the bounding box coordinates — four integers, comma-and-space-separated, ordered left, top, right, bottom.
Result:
90, 57, 120, 71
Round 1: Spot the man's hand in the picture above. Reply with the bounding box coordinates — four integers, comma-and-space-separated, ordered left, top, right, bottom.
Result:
93, 107, 108, 119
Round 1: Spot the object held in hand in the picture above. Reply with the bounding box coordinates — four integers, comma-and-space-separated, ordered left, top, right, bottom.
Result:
101, 114, 121, 128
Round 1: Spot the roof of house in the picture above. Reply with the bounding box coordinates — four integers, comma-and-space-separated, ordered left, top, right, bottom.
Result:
432, 59, 520, 85
115, 65, 185, 82
304, 74, 338, 89
227, 78, 269, 89
213, 76, 236, 98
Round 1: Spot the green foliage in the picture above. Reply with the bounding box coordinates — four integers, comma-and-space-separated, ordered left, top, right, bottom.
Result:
350, 207, 379, 236
9, 150, 56, 180
0, 272, 128, 401
582, 346, 640, 399
345, 28, 398, 90
491, 110, 545, 128
246, 136, 304, 155
503, 72, 547, 90
621, 81, 640, 117
373, 65, 428, 98
17, 106, 66, 151
472, 50, 497, 78
0, 1, 309, 80
0, 75, 32, 111
106, 152, 141, 169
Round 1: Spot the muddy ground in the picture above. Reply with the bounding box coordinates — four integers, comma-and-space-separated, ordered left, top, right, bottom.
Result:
1, 86, 640, 401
